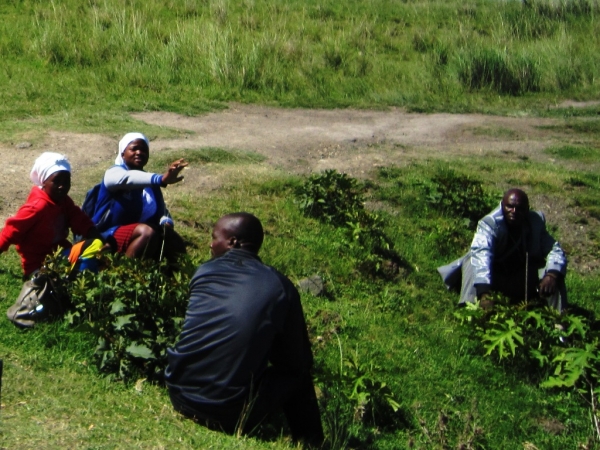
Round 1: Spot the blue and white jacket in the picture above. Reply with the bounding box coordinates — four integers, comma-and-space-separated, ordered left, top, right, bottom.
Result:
91, 164, 173, 239
469, 203, 567, 289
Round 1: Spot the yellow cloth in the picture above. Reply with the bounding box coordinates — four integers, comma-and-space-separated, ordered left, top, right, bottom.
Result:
68, 239, 103, 269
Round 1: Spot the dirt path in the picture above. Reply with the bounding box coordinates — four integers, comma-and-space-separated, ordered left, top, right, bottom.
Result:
1, 104, 597, 272
133, 105, 559, 175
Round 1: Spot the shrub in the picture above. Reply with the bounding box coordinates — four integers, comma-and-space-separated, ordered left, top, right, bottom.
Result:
456, 295, 600, 440
64, 254, 196, 383
426, 219, 474, 258
423, 167, 497, 224
296, 169, 365, 227
296, 170, 407, 279
316, 346, 403, 448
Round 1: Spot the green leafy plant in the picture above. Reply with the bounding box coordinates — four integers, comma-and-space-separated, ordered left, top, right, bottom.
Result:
456, 296, 600, 440
316, 338, 403, 449
296, 169, 407, 279
64, 254, 195, 383
426, 219, 474, 258
422, 167, 497, 223
541, 340, 600, 440
296, 169, 365, 227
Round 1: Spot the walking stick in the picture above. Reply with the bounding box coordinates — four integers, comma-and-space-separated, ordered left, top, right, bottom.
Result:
159, 223, 166, 262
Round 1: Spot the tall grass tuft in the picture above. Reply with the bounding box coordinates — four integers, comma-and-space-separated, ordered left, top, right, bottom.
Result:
526, 0, 599, 19
458, 48, 541, 95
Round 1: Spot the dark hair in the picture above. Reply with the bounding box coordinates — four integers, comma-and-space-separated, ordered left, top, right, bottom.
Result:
221, 212, 264, 253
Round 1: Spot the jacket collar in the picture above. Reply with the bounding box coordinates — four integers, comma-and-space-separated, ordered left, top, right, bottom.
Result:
220, 248, 262, 262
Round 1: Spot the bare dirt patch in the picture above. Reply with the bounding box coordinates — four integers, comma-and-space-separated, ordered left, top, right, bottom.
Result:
132, 105, 560, 176
0, 104, 597, 273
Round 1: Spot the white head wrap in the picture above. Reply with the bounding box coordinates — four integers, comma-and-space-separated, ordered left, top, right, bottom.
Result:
116, 132, 149, 165
30, 152, 71, 187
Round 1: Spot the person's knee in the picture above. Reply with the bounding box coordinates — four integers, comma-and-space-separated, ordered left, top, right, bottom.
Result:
135, 223, 157, 241
126, 224, 160, 258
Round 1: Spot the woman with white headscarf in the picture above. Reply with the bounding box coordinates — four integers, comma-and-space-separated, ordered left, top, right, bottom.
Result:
88, 132, 187, 259
0, 152, 102, 276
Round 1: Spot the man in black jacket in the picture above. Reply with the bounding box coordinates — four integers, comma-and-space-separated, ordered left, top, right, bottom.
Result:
165, 212, 323, 445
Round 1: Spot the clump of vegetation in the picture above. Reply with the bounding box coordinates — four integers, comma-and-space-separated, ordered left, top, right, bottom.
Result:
456, 296, 600, 441
423, 167, 497, 223
296, 169, 364, 227
376, 164, 497, 257
63, 254, 196, 383
377, 164, 496, 224
296, 169, 405, 278
458, 47, 541, 95
316, 344, 404, 448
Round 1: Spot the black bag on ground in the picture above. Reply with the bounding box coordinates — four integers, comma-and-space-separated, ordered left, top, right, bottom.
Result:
6, 271, 68, 328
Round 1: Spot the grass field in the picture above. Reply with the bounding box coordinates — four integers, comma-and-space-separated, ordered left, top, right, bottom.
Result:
2, 0, 600, 449
1, 0, 600, 132
2, 143, 600, 448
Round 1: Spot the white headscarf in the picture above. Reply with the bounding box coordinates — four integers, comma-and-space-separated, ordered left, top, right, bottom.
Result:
116, 132, 149, 166
30, 152, 71, 187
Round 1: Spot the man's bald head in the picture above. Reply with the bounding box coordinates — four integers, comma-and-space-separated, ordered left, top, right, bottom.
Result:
501, 189, 529, 228
210, 212, 264, 258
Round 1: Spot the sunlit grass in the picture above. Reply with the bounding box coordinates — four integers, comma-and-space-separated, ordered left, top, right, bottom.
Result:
1, 0, 600, 124
2, 143, 600, 447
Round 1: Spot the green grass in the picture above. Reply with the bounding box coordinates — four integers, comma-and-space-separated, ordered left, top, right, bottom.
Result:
147, 147, 267, 172
2, 0, 600, 447
1, 0, 600, 130
544, 144, 600, 162
538, 118, 600, 134
3, 144, 600, 447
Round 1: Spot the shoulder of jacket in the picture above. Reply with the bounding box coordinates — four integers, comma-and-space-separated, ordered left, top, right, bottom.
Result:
479, 204, 503, 229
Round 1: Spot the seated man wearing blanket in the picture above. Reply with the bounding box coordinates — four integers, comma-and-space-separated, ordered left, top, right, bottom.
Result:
438, 188, 568, 311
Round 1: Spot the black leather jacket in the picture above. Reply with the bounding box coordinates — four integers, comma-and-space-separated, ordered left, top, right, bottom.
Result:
165, 249, 313, 408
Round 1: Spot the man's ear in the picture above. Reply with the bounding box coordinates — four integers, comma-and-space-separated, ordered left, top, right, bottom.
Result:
229, 236, 240, 248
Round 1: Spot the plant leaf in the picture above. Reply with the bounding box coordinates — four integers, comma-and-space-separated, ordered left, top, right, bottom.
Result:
114, 314, 135, 330
482, 319, 524, 358
565, 315, 588, 339
110, 299, 127, 314
126, 343, 155, 360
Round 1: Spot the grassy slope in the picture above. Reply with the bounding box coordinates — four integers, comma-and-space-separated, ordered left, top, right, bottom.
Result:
1, 0, 600, 137
2, 147, 600, 448
1, 0, 600, 449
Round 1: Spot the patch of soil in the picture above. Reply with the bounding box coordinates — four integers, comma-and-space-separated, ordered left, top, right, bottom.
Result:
0, 104, 597, 273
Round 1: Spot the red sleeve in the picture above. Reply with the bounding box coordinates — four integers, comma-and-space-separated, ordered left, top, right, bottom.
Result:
0, 203, 42, 252
64, 196, 95, 238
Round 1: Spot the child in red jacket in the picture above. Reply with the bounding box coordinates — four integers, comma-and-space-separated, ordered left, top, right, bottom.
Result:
0, 152, 102, 276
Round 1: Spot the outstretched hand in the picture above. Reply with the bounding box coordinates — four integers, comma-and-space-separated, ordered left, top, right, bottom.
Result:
539, 274, 558, 297
162, 159, 188, 186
